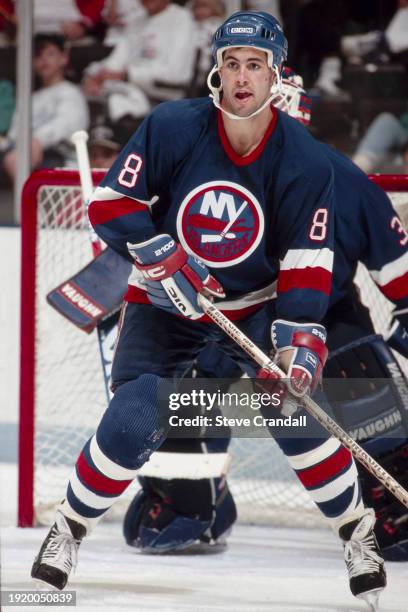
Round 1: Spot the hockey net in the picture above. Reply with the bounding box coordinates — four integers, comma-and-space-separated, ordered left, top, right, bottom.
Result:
19, 169, 408, 527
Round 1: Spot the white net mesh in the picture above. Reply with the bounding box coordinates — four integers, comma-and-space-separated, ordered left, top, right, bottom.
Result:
25, 173, 408, 527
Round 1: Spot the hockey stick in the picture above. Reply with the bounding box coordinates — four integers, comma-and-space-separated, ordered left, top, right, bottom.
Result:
71, 130, 120, 402
71, 131, 103, 257
198, 293, 408, 509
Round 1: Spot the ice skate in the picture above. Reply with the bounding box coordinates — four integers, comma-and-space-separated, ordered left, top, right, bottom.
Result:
31, 511, 86, 590
339, 509, 386, 611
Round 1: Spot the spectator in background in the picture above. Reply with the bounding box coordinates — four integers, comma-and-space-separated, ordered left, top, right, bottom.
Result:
82, 0, 195, 143
341, 0, 408, 64
0, 79, 14, 134
3, 0, 105, 43
352, 109, 408, 173
0, 33, 89, 183
298, 0, 406, 99
190, 0, 224, 94
88, 124, 120, 168
385, 0, 408, 55
102, 0, 144, 46
0, 0, 16, 46
34, 0, 105, 41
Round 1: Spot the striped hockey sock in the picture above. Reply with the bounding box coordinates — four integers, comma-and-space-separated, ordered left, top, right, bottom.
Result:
285, 437, 364, 528
60, 436, 139, 529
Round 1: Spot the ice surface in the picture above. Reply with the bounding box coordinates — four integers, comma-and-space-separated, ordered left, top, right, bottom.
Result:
1, 464, 407, 612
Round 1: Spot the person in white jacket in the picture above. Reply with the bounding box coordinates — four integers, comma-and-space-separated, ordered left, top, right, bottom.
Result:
1, 33, 89, 183
83, 0, 195, 138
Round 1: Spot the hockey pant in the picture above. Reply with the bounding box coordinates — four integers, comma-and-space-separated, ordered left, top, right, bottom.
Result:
60, 300, 363, 533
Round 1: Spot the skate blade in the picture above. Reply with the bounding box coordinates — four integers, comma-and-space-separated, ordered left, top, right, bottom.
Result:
357, 588, 382, 611
32, 577, 62, 592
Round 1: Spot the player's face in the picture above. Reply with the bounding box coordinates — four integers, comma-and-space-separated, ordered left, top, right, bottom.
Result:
219, 48, 274, 118
33, 44, 68, 84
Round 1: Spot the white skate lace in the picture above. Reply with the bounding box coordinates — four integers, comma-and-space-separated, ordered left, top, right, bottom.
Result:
41, 528, 79, 574
344, 534, 383, 579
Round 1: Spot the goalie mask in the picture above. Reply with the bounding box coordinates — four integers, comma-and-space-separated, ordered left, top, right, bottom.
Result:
207, 11, 288, 121
272, 67, 312, 126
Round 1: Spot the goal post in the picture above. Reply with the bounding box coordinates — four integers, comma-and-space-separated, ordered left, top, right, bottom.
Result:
19, 169, 105, 527
18, 170, 408, 527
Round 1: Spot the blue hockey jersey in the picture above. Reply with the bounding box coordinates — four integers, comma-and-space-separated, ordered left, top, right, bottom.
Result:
89, 98, 334, 323
324, 145, 408, 315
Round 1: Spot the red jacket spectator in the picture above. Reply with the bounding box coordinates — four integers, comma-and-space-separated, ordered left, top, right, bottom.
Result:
0, 0, 105, 41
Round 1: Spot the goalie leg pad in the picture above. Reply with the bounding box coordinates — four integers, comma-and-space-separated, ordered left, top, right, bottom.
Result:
123, 438, 237, 553
365, 442, 408, 561
123, 487, 211, 553
325, 334, 408, 559
325, 334, 408, 456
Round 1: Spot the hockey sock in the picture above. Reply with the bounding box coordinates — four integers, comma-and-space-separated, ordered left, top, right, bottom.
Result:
284, 437, 364, 528
61, 374, 168, 527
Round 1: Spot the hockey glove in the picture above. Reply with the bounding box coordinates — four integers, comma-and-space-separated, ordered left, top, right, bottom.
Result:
386, 312, 408, 359
270, 320, 328, 397
127, 234, 225, 319
254, 367, 296, 415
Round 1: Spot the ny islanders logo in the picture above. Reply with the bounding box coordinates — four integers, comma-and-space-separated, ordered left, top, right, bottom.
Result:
176, 181, 264, 268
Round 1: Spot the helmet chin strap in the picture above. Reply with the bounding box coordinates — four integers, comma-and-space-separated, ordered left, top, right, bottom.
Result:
207, 64, 283, 122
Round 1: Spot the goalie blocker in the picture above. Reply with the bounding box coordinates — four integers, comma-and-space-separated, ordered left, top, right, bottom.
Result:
47, 247, 131, 333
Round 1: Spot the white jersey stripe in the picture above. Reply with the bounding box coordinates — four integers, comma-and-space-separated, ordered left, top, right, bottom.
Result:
92, 185, 159, 206
369, 250, 408, 286
280, 248, 334, 272
286, 437, 341, 470
127, 273, 278, 310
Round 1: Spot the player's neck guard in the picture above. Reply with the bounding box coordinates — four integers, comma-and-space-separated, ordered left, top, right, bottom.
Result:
207, 63, 283, 122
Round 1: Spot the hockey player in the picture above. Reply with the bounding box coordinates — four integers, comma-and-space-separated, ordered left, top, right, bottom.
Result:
31, 11, 387, 609
122, 73, 408, 563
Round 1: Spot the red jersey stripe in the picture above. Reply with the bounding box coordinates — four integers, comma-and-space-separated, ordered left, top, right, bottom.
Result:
379, 271, 408, 301
296, 446, 352, 489
218, 107, 278, 166
89, 197, 148, 226
124, 285, 151, 303
76, 452, 132, 495
278, 267, 332, 295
